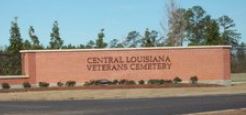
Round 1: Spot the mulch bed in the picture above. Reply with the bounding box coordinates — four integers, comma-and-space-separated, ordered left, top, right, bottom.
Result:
0, 83, 222, 93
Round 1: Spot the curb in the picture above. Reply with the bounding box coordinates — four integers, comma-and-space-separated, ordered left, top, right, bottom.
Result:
232, 82, 246, 85
186, 108, 246, 115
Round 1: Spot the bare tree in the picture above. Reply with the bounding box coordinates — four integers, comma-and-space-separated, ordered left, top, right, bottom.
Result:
163, 0, 188, 46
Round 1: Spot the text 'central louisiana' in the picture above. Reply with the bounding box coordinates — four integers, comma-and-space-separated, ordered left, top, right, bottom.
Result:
87, 55, 171, 71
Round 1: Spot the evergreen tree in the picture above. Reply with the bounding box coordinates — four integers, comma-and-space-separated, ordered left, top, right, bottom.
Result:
78, 44, 85, 49
124, 31, 141, 48
23, 40, 32, 50
202, 16, 221, 45
62, 44, 76, 49
123, 29, 159, 48
29, 26, 43, 49
142, 28, 158, 47
6, 17, 23, 75
180, 6, 241, 46
49, 21, 63, 49
109, 39, 124, 48
86, 40, 96, 49
109, 39, 119, 48
95, 29, 107, 48
8, 17, 23, 54
186, 6, 207, 45
218, 15, 241, 48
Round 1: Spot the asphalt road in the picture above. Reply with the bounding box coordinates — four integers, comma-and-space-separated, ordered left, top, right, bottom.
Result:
0, 94, 246, 115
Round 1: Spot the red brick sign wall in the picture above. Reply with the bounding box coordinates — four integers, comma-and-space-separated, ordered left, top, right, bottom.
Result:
0, 46, 231, 85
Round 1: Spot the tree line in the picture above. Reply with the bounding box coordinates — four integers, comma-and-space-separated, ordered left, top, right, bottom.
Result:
0, 4, 245, 75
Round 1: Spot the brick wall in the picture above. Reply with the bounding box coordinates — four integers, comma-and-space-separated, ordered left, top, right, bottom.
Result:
0, 46, 231, 85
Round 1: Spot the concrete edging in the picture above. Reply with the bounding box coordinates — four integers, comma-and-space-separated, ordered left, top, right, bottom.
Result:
186, 108, 246, 115
20, 45, 232, 53
0, 75, 29, 79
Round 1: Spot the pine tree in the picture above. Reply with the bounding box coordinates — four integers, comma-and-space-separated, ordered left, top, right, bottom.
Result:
86, 40, 96, 49
6, 17, 23, 75
218, 15, 241, 48
109, 39, 124, 48
202, 16, 221, 45
124, 31, 141, 48
8, 17, 23, 54
49, 21, 63, 49
142, 28, 158, 47
95, 29, 107, 48
123, 29, 159, 48
23, 40, 32, 50
29, 26, 42, 49
186, 6, 207, 45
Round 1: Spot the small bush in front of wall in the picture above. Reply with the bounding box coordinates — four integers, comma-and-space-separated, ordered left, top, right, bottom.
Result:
138, 80, 145, 85
57, 82, 64, 87
83, 81, 91, 86
159, 79, 164, 84
125, 80, 136, 85
85, 80, 94, 86
95, 79, 112, 85
66, 81, 76, 87
190, 76, 198, 84
89, 80, 98, 85
112, 80, 119, 85
23, 82, 31, 89
118, 79, 136, 85
147, 79, 165, 85
39, 82, 49, 88
119, 79, 127, 85
84, 80, 112, 86
1, 83, 10, 89
164, 80, 173, 84
173, 77, 182, 84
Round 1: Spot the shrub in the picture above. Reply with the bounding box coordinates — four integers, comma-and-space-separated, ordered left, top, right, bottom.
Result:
147, 79, 165, 85
147, 79, 156, 85
66, 81, 76, 87
138, 80, 145, 85
23, 82, 31, 89
88, 80, 98, 85
125, 80, 136, 85
83, 81, 91, 86
159, 80, 165, 84
84, 80, 118, 86
87, 80, 95, 85
84, 79, 137, 86
57, 82, 64, 87
119, 79, 127, 85
164, 80, 172, 84
173, 77, 182, 84
112, 80, 119, 85
1, 83, 10, 89
39, 82, 49, 88
190, 76, 198, 84
118, 79, 136, 85
95, 79, 112, 85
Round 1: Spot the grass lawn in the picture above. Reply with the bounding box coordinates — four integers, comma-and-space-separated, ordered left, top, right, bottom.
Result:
0, 84, 245, 101
231, 73, 246, 82
0, 74, 244, 101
